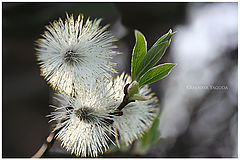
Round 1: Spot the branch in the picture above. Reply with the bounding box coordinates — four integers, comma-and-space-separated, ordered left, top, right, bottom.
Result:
32, 132, 55, 158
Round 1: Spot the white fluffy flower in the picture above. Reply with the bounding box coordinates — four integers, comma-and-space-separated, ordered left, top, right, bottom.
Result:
49, 84, 117, 157
109, 73, 159, 145
36, 13, 118, 95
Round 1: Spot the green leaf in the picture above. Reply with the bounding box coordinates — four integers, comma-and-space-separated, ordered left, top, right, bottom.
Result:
141, 115, 161, 147
152, 29, 176, 48
138, 63, 176, 87
134, 29, 175, 81
135, 41, 169, 81
131, 30, 147, 80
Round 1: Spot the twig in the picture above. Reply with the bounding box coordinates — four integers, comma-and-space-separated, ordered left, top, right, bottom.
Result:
32, 132, 55, 158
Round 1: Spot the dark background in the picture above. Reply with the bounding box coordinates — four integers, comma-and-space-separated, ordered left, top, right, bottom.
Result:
2, 2, 237, 157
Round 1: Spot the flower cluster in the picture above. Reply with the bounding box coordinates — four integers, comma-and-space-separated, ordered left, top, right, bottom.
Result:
36, 14, 118, 96
36, 13, 164, 157
110, 73, 158, 145
49, 84, 116, 157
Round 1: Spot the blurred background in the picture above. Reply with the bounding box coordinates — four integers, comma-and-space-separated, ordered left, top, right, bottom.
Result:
2, 2, 238, 158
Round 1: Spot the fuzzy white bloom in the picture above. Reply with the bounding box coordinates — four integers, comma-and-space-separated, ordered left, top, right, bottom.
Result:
109, 73, 159, 146
36, 13, 118, 95
49, 84, 117, 157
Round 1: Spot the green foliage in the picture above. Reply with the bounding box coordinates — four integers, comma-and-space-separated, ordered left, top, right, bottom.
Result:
130, 29, 176, 85
138, 63, 176, 87
152, 29, 175, 47
140, 114, 161, 147
135, 41, 169, 81
131, 30, 147, 80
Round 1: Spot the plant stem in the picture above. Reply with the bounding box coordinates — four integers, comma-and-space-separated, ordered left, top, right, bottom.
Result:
116, 83, 135, 111
32, 132, 55, 158
116, 95, 134, 111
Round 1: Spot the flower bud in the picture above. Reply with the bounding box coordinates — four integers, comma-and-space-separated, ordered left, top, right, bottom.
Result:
127, 81, 139, 97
